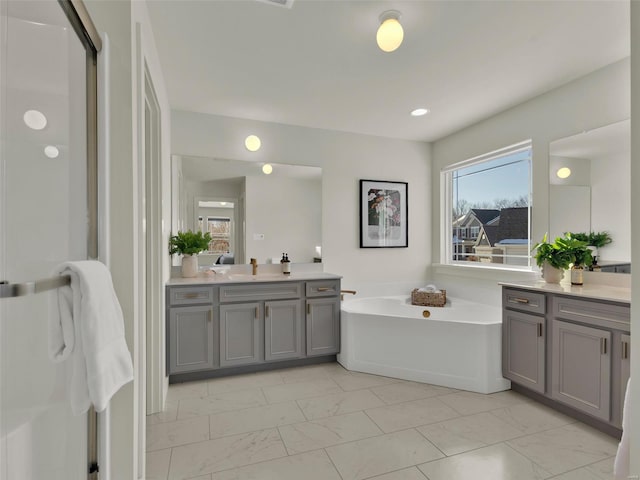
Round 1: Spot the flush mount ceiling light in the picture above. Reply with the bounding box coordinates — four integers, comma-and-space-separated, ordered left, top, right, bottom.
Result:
44, 145, 59, 158
245, 135, 261, 152
23, 109, 47, 130
556, 167, 572, 179
262, 163, 273, 175
376, 10, 403, 53
411, 108, 430, 117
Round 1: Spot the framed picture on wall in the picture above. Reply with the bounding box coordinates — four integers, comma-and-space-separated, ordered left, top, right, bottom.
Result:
360, 179, 408, 248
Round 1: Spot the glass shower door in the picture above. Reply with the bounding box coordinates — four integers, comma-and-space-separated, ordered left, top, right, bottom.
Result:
0, 0, 92, 478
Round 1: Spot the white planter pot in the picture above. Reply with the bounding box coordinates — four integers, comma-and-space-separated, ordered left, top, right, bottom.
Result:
542, 262, 564, 284
181, 254, 198, 278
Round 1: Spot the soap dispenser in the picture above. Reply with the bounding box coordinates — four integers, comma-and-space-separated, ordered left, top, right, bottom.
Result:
282, 253, 291, 275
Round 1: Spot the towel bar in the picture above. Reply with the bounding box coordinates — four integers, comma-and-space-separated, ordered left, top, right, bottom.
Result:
0, 275, 71, 299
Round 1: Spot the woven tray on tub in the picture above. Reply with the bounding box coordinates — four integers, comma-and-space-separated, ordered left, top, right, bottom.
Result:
411, 289, 446, 307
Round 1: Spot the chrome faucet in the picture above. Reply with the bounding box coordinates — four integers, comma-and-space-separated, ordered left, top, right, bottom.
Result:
250, 258, 258, 275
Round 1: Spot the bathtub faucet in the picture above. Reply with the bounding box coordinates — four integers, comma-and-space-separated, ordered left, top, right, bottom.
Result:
340, 289, 357, 301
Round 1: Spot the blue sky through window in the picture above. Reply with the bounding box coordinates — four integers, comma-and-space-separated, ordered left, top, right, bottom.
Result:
453, 149, 530, 209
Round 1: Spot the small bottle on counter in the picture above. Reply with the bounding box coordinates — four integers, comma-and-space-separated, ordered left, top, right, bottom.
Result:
282, 253, 291, 275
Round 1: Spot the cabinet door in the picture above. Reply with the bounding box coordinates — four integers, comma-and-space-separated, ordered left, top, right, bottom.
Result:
502, 310, 545, 394
220, 302, 262, 367
168, 305, 216, 374
552, 320, 611, 421
620, 333, 631, 421
306, 297, 340, 356
265, 300, 304, 361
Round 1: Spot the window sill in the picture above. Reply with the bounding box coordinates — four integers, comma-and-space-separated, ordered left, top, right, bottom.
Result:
432, 263, 539, 283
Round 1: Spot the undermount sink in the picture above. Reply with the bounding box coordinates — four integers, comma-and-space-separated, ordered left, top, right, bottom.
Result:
227, 273, 286, 281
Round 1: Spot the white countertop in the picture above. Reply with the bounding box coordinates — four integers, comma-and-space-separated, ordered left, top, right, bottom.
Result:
167, 272, 341, 286
499, 279, 631, 304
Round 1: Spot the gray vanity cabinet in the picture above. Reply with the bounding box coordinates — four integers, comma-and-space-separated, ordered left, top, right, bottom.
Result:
167, 276, 341, 380
168, 305, 217, 374
502, 309, 546, 394
305, 280, 341, 356
502, 288, 546, 394
551, 320, 611, 421
265, 300, 304, 361
502, 285, 630, 434
219, 302, 262, 367
306, 297, 340, 356
620, 334, 631, 422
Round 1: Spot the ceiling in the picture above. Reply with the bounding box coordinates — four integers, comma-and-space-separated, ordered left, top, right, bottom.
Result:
180, 155, 322, 182
146, 0, 629, 142
550, 119, 630, 160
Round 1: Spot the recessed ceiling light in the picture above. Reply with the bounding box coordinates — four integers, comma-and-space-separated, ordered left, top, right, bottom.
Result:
262, 164, 273, 175
23, 110, 47, 130
245, 135, 261, 152
411, 108, 430, 117
556, 167, 571, 179
44, 145, 59, 158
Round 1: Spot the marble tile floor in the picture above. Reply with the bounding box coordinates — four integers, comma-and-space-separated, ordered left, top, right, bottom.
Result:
146, 362, 619, 480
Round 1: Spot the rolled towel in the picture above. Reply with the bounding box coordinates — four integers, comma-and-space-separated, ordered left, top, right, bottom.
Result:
418, 284, 439, 293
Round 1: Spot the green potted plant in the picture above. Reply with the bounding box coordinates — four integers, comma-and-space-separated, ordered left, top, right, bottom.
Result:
169, 230, 212, 277
533, 234, 592, 283
567, 231, 612, 264
563, 233, 593, 285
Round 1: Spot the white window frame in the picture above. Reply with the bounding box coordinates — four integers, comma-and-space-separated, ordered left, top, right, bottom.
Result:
441, 140, 533, 270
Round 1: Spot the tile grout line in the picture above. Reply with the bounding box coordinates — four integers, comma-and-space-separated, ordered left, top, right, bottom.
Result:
412, 426, 449, 460
323, 447, 347, 480
499, 441, 556, 476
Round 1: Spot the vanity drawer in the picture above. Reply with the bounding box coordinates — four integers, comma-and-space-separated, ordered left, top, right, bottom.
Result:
219, 282, 303, 303
503, 288, 546, 315
168, 286, 216, 306
552, 295, 630, 331
306, 280, 340, 297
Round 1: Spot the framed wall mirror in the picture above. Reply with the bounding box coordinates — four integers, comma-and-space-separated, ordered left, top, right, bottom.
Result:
172, 155, 322, 266
548, 119, 630, 273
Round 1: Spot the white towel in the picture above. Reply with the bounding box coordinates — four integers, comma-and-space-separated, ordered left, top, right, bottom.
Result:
49, 260, 134, 415
418, 284, 440, 293
614, 377, 631, 479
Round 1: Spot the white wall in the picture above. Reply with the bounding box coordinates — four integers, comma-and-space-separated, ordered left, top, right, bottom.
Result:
629, 2, 639, 475
84, 2, 137, 477
591, 151, 631, 262
172, 111, 432, 290
185, 179, 241, 230
431, 58, 630, 296
85, 0, 173, 477
245, 175, 321, 264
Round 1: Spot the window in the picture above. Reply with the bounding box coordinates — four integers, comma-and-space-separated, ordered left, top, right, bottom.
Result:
443, 140, 532, 267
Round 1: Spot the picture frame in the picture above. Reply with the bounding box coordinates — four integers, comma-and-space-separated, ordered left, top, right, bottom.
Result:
359, 179, 408, 248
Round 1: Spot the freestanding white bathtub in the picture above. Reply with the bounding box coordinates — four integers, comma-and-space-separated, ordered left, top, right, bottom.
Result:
337, 295, 511, 394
